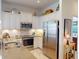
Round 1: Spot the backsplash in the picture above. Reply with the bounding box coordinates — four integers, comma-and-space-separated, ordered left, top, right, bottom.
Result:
2, 29, 43, 39
2, 29, 20, 39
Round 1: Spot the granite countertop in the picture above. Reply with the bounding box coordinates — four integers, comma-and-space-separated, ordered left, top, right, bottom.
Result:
22, 35, 43, 38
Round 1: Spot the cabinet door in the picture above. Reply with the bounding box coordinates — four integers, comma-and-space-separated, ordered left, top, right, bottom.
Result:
32, 16, 36, 29
2, 12, 10, 29
32, 16, 39, 29
20, 13, 32, 23
26, 13, 32, 23
34, 37, 43, 48
20, 13, 26, 22
10, 14, 20, 29
10, 13, 15, 29
15, 14, 21, 29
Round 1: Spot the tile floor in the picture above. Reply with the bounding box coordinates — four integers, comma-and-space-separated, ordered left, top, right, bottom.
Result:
2, 44, 57, 59
3, 47, 36, 59
31, 49, 49, 59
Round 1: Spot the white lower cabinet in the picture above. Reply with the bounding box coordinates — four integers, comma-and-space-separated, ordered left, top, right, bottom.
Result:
34, 37, 43, 49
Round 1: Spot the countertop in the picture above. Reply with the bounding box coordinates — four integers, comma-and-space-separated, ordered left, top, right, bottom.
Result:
22, 35, 43, 38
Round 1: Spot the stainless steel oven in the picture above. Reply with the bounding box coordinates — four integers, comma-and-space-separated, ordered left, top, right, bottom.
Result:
22, 37, 33, 46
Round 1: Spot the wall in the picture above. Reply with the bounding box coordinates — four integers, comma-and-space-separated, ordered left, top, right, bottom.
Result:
0, 0, 2, 33
42, 2, 59, 13
36, 2, 60, 28
62, 0, 78, 59
0, 0, 2, 40
62, 0, 78, 36
62, 0, 78, 39
62, 0, 78, 19
0, 0, 3, 58
36, 2, 59, 16
2, 2, 37, 14
76, 0, 79, 59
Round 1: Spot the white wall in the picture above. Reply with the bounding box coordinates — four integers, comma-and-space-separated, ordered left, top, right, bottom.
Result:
42, 2, 59, 13
0, 0, 3, 59
36, 2, 59, 16
2, 2, 37, 14
62, 0, 78, 19
62, 0, 78, 59
58, 0, 64, 59
0, 0, 1, 29
62, 0, 78, 43
37, 2, 60, 29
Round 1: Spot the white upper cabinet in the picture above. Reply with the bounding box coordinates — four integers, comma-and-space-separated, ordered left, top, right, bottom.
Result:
20, 13, 32, 23
32, 16, 42, 29
32, 16, 38, 29
16, 14, 21, 29
2, 12, 33, 29
2, 12, 20, 29
10, 13, 20, 29
10, 13, 15, 29
2, 12, 10, 29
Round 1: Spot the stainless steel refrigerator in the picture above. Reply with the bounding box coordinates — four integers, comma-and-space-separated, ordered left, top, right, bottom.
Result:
43, 20, 59, 59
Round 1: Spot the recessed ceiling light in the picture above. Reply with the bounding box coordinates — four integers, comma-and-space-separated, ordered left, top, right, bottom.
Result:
37, 0, 40, 3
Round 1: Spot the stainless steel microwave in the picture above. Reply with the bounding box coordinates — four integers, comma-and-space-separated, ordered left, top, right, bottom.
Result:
21, 23, 32, 29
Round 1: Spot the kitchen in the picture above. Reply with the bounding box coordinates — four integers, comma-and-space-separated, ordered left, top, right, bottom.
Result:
1, 0, 60, 59
0, 0, 78, 59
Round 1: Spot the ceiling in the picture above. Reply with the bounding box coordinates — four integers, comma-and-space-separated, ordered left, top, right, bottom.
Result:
3, 0, 59, 8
